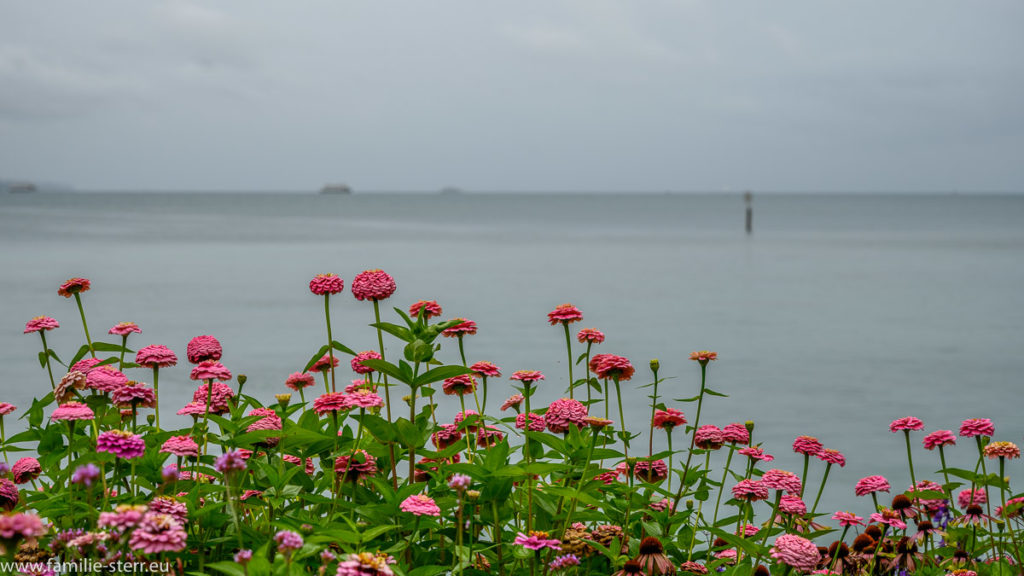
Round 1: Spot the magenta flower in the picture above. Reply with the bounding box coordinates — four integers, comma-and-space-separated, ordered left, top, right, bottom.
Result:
501, 394, 524, 411
311, 354, 340, 372
431, 424, 463, 449
335, 449, 378, 482
131, 514, 191, 553
817, 448, 846, 467
779, 495, 807, 516
149, 496, 188, 525
854, 475, 891, 496
234, 550, 253, 565
732, 479, 769, 502
762, 469, 803, 495
309, 273, 344, 295
247, 407, 282, 446
190, 360, 231, 381
442, 374, 477, 396
770, 534, 821, 571
352, 269, 397, 301
160, 435, 200, 458
86, 365, 129, 392
510, 370, 545, 385
337, 553, 397, 576
922, 429, 956, 450
890, 416, 925, 432
694, 425, 725, 450
870, 508, 907, 530
111, 382, 156, 408
135, 345, 178, 368
513, 531, 562, 551
547, 303, 583, 325
470, 361, 502, 378
477, 425, 505, 447
792, 435, 823, 456
215, 450, 248, 474
588, 354, 635, 381
50, 402, 95, 422
70, 463, 100, 487
192, 381, 235, 414
11, 458, 41, 484
909, 480, 947, 512
97, 430, 146, 459
738, 447, 774, 462
0, 479, 18, 511
442, 319, 478, 337
108, 322, 141, 336
345, 389, 384, 410
0, 512, 45, 543
351, 350, 383, 374
958, 488, 987, 509
831, 511, 865, 527
516, 412, 546, 432
285, 372, 316, 391
409, 299, 443, 319
23, 316, 59, 333
959, 418, 995, 438
186, 335, 222, 364
545, 398, 588, 433
576, 328, 605, 344
652, 408, 687, 430
549, 554, 581, 571
634, 459, 669, 484
71, 358, 102, 373
454, 410, 481, 432
400, 494, 441, 516
57, 277, 91, 298
176, 402, 207, 417
313, 392, 349, 416
721, 422, 750, 444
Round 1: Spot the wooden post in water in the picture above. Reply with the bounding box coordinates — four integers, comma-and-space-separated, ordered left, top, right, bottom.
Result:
744, 191, 753, 234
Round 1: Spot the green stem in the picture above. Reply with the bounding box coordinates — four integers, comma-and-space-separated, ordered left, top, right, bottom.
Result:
672, 363, 708, 512
687, 450, 712, 559
584, 343, 593, 406
904, 430, 918, 502
153, 367, 161, 432
648, 366, 659, 458
118, 335, 128, 371
372, 299, 399, 490
66, 421, 75, 487
73, 292, 95, 358
202, 379, 213, 456
810, 463, 832, 517
524, 382, 534, 533
800, 453, 810, 498
39, 331, 56, 390
324, 294, 337, 392
712, 446, 735, 527
0, 418, 7, 463
939, 446, 952, 498
458, 335, 467, 367
613, 376, 628, 459
751, 491, 783, 576
562, 322, 574, 399
666, 432, 674, 493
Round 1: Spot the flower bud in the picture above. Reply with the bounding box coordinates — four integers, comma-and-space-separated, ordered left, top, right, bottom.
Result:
649, 359, 660, 372
237, 374, 248, 386
275, 393, 291, 407
745, 421, 755, 434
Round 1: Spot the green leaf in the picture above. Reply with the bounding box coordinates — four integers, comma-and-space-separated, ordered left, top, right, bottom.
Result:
303, 344, 331, 372
206, 562, 246, 576
354, 414, 396, 443
331, 340, 356, 356
69, 344, 93, 366
371, 322, 413, 342
360, 359, 412, 385
91, 341, 134, 353
704, 388, 729, 398
414, 365, 474, 387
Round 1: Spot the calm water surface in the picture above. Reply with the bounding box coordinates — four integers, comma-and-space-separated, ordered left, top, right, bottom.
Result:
2, 191, 1022, 515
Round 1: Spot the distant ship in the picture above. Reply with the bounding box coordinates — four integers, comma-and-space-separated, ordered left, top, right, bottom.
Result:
320, 183, 352, 194
7, 182, 36, 193
439, 186, 463, 195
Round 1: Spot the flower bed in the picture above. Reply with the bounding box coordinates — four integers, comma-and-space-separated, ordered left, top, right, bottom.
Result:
2, 273, 1021, 576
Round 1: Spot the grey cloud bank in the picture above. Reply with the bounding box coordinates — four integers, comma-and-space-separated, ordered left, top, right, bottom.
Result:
1, 1, 1022, 192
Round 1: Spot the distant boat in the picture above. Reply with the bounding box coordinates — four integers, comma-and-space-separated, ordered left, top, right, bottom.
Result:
320, 183, 352, 194
439, 186, 463, 195
7, 182, 36, 193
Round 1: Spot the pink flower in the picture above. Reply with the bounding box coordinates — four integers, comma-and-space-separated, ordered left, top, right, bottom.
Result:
454, 410, 481, 432
779, 495, 807, 516
576, 328, 605, 344
652, 408, 687, 430
149, 496, 188, 525
959, 418, 995, 437
313, 392, 349, 416
510, 370, 545, 384
352, 269, 397, 301
890, 416, 925, 432
192, 381, 235, 414
738, 447, 774, 462
50, 402, 95, 422
54, 370, 87, 402
442, 319, 477, 337
679, 561, 709, 574
0, 403, 15, 417
190, 360, 231, 381
346, 389, 384, 410
449, 474, 472, 491
111, 382, 156, 408
694, 425, 725, 450
732, 479, 769, 502
400, 494, 441, 516
689, 350, 718, 364
762, 469, 802, 495
135, 345, 178, 368
431, 424, 462, 449
108, 322, 141, 336
545, 398, 588, 434
86, 365, 128, 392
984, 441, 1020, 459
0, 479, 19, 511
869, 508, 907, 530
99, 504, 147, 530
311, 354, 340, 372
831, 511, 865, 527
442, 374, 477, 396
516, 412, 546, 432
634, 459, 669, 483
792, 435, 823, 456
23, 316, 59, 333
337, 552, 397, 576
409, 299, 443, 319
770, 534, 821, 571
309, 273, 345, 295
70, 358, 101, 373
909, 480, 947, 512
128, 513, 187, 554
97, 430, 146, 459
176, 402, 207, 417
0, 512, 46, 542
247, 408, 282, 446
57, 277, 91, 298
477, 426, 505, 447
215, 450, 248, 474
922, 429, 956, 450
958, 488, 987, 509
722, 422, 750, 444
335, 449, 378, 482
160, 436, 200, 458
817, 448, 846, 467
285, 372, 316, 391
854, 475, 891, 496
471, 361, 502, 378
547, 304, 583, 325
350, 350, 382, 374
186, 335, 222, 364
11, 458, 41, 484
513, 532, 562, 551
501, 394, 524, 411
588, 354, 634, 381
282, 455, 315, 475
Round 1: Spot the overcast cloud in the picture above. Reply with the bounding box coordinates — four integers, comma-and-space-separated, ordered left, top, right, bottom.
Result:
1, 1, 1022, 192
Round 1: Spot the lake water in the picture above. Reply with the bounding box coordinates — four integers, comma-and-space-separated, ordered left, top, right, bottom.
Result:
2, 191, 1022, 515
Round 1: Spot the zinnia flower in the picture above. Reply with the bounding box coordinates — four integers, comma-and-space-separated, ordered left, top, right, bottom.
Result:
959, 418, 994, 438
313, 392, 348, 416
11, 458, 41, 484
346, 389, 384, 410
722, 422, 750, 444
96, 430, 146, 459
246, 407, 283, 446
476, 426, 505, 447
770, 534, 821, 571
501, 394, 524, 411
111, 382, 156, 408
634, 460, 669, 484
99, 504, 147, 530
50, 402, 95, 422
309, 273, 344, 295
694, 425, 724, 450
409, 300, 442, 319
817, 448, 846, 467
311, 354, 340, 372
855, 475, 891, 496
0, 512, 46, 545
275, 530, 304, 555
149, 496, 188, 525
792, 435, 823, 456
442, 374, 477, 396
70, 358, 101, 373
984, 441, 1021, 459
738, 447, 774, 462
351, 269, 397, 301
470, 361, 501, 378
431, 424, 463, 449
589, 354, 634, 381
516, 412, 546, 432
108, 322, 141, 336
510, 370, 545, 384
689, 351, 717, 364
54, 370, 87, 402
400, 494, 441, 516
160, 436, 199, 458
337, 552, 396, 576
186, 335, 222, 364
351, 350, 383, 374
922, 430, 956, 450
285, 372, 316, 390
23, 316, 59, 333
57, 277, 91, 297
135, 345, 178, 368
652, 408, 686, 430
0, 479, 18, 511
958, 488, 987, 509
190, 360, 231, 381
86, 366, 128, 392
679, 561, 708, 575
545, 398, 588, 433
514, 531, 561, 551
442, 319, 477, 337
335, 450, 378, 482
732, 479, 769, 502
547, 304, 583, 325
762, 469, 802, 495
192, 381, 235, 414
832, 511, 865, 527
576, 328, 605, 344
890, 417, 925, 432
779, 495, 807, 516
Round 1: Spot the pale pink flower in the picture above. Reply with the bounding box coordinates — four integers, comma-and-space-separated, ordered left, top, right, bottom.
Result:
470, 361, 501, 378
817, 448, 846, 467
149, 496, 188, 525
352, 269, 397, 301
738, 447, 774, 462
588, 354, 634, 381
890, 416, 925, 432
313, 392, 348, 416
762, 469, 803, 495
135, 345, 178, 368
409, 299, 442, 319
246, 408, 282, 446
545, 398, 588, 434
108, 322, 141, 336
854, 475, 890, 496
54, 370, 87, 402
449, 474, 472, 491
516, 412, 545, 432
337, 552, 397, 576
129, 513, 187, 554
186, 335, 222, 364
86, 365, 128, 392
732, 479, 769, 502
770, 534, 821, 571
576, 328, 605, 344
869, 508, 907, 530
98, 504, 147, 531
831, 511, 865, 527
309, 273, 344, 295
984, 441, 1021, 459
792, 435, 823, 456
513, 532, 561, 551
501, 394, 524, 411
351, 350, 382, 374
400, 494, 441, 516
285, 372, 316, 391
689, 350, 718, 364
50, 402, 95, 422
547, 304, 583, 325
177, 402, 207, 417
442, 319, 477, 337
345, 389, 384, 410
922, 430, 956, 450
215, 450, 248, 474
652, 408, 686, 430
190, 360, 231, 381
23, 316, 59, 333
510, 370, 545, 384
57, 277, 91, 298
779, 495, 807, 516
959, 418, 995, 438
160, 436, 199, 458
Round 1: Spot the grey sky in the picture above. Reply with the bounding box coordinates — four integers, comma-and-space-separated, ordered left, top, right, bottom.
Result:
1, 1, 1022, 192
